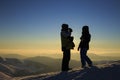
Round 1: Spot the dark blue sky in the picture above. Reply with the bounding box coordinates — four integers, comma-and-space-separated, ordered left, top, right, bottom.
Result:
0, 0, 120, 54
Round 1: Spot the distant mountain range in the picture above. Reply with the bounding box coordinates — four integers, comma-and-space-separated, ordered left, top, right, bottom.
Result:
0, 56, 58, 77
0, 53, 26, 59
88, 53, 120, 61
37, 53, 120, 61
0, 53, 119, 79
0, 53, 120, 61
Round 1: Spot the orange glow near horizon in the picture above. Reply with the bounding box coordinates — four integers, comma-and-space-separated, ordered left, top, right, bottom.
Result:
0, 48, 61, 56
0, 47, 120, 57
0, 38, 120, 56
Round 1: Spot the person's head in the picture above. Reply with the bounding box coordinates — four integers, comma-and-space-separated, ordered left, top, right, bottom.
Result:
61, 24, 68, 31
82, 25, 89, 34
68, 28, 73, 32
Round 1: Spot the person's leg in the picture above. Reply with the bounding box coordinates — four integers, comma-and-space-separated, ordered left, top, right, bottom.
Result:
85, 55, 93, 66
83, 48, 93, 66
80, 48, 86, 67
66, 49, 70, 70
62, 49, 69, 71
62, 51, 65, 71
62, 50, 67, 71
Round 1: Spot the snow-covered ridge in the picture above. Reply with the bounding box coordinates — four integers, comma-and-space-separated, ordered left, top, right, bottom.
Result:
14, 60, 120, 80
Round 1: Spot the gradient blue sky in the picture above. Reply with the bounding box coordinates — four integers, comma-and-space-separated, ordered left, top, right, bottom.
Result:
0, 0, 120, 55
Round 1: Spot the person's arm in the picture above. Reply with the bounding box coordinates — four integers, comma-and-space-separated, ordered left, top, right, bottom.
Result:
77, 43, 80, 51
61, 31, 70, 38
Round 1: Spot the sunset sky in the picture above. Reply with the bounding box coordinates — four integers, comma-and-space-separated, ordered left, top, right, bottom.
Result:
0, 0, 120, 56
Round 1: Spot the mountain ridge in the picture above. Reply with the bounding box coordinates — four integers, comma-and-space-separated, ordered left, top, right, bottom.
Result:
13, 60, 120, 80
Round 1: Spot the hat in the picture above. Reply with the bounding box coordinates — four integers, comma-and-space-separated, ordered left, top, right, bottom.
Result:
62, 24, 68, 29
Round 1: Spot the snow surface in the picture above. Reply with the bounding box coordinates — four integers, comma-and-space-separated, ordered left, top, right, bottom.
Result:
0, 72, 12, 80
13, 61, 120, 80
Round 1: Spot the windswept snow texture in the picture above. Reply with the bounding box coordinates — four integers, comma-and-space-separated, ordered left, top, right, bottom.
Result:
16, 61, 120, 80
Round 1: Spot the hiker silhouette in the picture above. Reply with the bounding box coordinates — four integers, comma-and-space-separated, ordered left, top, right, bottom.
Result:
60, 24, 75, 71
78, 25, 93, 68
